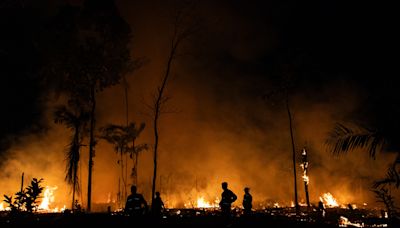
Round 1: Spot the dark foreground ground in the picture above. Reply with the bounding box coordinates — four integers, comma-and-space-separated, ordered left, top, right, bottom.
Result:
0, 208, 396, 228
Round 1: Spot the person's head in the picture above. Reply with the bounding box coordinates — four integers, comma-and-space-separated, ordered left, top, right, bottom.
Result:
244, 187, 250, 193
156, 192, 160, 197
131, 185, 137, 194
222, 182, 228, 190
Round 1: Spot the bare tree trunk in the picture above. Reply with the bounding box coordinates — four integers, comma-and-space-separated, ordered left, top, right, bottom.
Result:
72, 128, 80, 210
20, 172, 24, 193
150, 4, 196, 206
120, 150, 123, 207
152, 109, 159, 205
124, 79, 129, 199
72, 178, 76, 210
151, 39, 177, 206
286, 94, 299, 213
134, 151, 138, 185
87, 86, 96, 212
302, 148, 310, 208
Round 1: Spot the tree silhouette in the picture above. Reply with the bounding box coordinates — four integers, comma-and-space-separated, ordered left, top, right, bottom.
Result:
45, 0, 134, 211
326, 123, 399, 188
146, 2, 198, 206
54, 99, 89, 210
326, 123, 400, 220
3, 178, 44, 213
99, 122, 147, 208
263, 75, 300, 213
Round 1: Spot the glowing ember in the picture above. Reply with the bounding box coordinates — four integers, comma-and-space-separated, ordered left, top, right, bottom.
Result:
319, 192, 339, 208
299, 202, 308, 207
338, 216, 365, 227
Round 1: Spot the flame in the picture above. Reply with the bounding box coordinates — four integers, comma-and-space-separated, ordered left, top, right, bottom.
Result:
320, 192, 339, 208
0, 202, 9, 211
184, 196, 219, 208
38, 186, 58, 211
302, 173, 309, 184
196, 197, 213, 208
300, 148, 309, 185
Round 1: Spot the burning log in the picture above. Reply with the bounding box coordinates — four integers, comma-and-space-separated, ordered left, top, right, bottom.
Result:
300, 147, 310, 208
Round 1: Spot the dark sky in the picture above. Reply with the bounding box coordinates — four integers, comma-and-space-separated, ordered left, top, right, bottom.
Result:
1, 0, 396, 146
0, 0, 398, 207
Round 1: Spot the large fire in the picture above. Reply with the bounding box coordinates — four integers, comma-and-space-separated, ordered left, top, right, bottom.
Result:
38, 186, 66, 212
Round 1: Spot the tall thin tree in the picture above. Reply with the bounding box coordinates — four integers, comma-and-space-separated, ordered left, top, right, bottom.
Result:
146, 4, 197, 206
99, 122, 146, 208
263, 77, 299, 213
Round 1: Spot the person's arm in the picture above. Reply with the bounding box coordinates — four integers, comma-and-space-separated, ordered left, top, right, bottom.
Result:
141, 195, 148, 208
125, 196, 130, 211
232, 191, 237, 202
144, 199, 148, 208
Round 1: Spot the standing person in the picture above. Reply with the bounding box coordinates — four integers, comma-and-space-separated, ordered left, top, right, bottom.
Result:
242, 187, 252, 215
317, 200, 325, 223
125, 185, 148, 217
219, 182, 237, 218
151, 191, 164, 219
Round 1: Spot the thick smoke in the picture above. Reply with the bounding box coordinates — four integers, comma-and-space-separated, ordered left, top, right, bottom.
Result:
0, 0, 398, 211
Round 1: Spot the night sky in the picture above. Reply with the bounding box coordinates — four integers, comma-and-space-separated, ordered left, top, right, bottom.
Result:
0, 0, 398, 209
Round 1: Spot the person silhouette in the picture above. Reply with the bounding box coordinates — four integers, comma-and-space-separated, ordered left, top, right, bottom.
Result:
219, 182, 237, 218
317, 200, 325, 222
125, 185, 148, 217
242, 187, 252, 215
151, 191, 164, 219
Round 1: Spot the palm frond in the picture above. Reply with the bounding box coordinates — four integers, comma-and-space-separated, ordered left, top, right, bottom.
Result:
99, 122, 147, 154
373, 165, 400, 189
326, 123, 385, 158
127, 143, 148, 154
54, 105, 77, 128
65, 135, 81, 193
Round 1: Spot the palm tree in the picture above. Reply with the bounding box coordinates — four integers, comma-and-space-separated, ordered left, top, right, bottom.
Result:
54, 101, 89, 210
99, 122, 146, 208
325, 123, 400, 186
326, 123, 400, 219
125, 123, 148, 185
